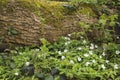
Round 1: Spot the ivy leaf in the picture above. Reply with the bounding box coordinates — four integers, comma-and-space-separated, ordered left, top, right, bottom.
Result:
36, 73, 44, 79
99, 19, 106, 26
59, 74, 67, 80
10, 63, 16, 69
109, 21, 115, 27
45, 75, 54, 80
7, 27, 19, 35
10, 29, 19, 35
51, 68, 59, 76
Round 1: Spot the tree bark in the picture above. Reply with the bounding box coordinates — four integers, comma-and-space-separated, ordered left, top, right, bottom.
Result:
0, 1, 97, 46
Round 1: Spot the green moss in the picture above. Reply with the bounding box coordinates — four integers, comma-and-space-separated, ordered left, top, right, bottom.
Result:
0, 0, 9, 9
14, 0, 66, 27
38, 1, 66, 27
77, 6, 96, 17
16, 0, 41, 12
0, 0, 97, 27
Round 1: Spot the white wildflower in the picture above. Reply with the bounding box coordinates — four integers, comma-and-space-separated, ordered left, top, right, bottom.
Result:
65, 42, 68, 45
68, 34, 71, 37
117, 36, 119, 39
58, 51, 62, 55
84, 53, 89, 57
68, 41, 70, 44
14, 72, 19, 76
25, 62, 30, 66
92, 60, 96, 63
91, 43, 94, 47
35, 49, 39, 51
89, 51, 93, 55
83, 40, 87, 44
116, 50, 120, 55
95, 45, 98, 48
70, 60, 74, 64
38, 55, 41, 58
90, 43, 94, 49
64, 49, 68, 52
105, 60, 109, 64
90, 46, 94, 49
99, 55, 102, 58
64, 37, 70, 40
80, 36, 84, 39
19, 52, 22, 55
64, 37, 67, 40
101, 64, 106, 69
77, 57, 82, 62
85, 62, 90, 66
77, 47, 82, 50
102, 52, 106, 56
114, 64, 119, 69
61, 56, 65, 60
65, 41, 70, 45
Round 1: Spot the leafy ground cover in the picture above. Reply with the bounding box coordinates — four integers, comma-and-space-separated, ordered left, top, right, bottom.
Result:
0, 0, 120, 80
0, 35, 120, 80
0, 7, 120, 80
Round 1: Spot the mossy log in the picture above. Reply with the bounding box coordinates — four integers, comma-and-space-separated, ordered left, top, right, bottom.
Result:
0, 0, 97, 46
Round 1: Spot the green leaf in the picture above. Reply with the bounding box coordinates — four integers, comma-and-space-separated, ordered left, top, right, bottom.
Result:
40, 38, 50, 46
45, 75, 54, 80
10, 63, 16, 69
10, 29, 19, 35
36, 73, 44, 79
40, 45, 49, 52
109, 21, 115, 26
7, 27, 19, 35
99, 19, 106, 26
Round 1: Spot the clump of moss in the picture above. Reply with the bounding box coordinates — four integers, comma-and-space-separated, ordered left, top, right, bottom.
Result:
38, 1, 67, 27
15, 0, 66, 27
0, 0, 97, 27
16, 0, 41, 12
77, 6, 96, 17
0, 0, 9, 9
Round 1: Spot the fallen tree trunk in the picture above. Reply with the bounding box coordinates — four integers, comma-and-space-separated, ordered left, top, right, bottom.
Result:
0, 0, 97, 47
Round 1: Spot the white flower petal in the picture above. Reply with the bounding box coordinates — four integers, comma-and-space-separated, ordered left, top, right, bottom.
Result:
19, 52, 22, 55
77, 57, 82, 62
114, 64, 119, 69
77, 47, 82, 50
58, 51, 62, 55
116, 50, 120, 55
101, 64, 106, 69
105, 60, 109, 64
90, 46, 94, 49
99, 56, 102, 58
68, 34, 71, 37
83, 40, 87, 44
92, 60, 96, 63
25, 62, 30, 66
35, 49, 39, 51
80, 36, 84, 39
102, 52, 106, 56
64, 49, 68, 52
117, 36, 119, 39
15, 72, 19, 76
95, 45, 98, 48
84, 54, 89, 57
70, 60, 74, 64
89, 51, 93, 55
61, 56, 65, 60
85, 62, 90, 66
64, 37, 70, 40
